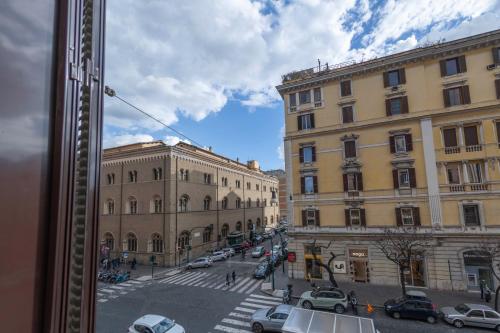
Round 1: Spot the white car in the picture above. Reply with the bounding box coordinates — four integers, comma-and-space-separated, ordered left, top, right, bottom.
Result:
211, 251, 227, 261
187, 257, 212, 269
222, 248, 235, 257
128, 314, 185, 333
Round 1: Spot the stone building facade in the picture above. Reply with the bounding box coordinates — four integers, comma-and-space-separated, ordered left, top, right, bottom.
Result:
265, 169, 287, 222
277, 29, 500, 291
99, 141, 279, 267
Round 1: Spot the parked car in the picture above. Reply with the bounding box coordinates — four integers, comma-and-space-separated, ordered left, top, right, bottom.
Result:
404, 290, 431, 301
222, 247, 235, 257
254, 261, 271, 279
210, 251, 227, 261
298, 289, 348, 314
254, 235, 263, 244
270, 253, 281, 267
128, 314, 185, 333
384, 296, 438, 324
262, 232, 272, 239
250, 304, 293, 333
186, 257, 212, 269
231, 244, 243, 253
441, 303, 500, 330
252, 246, 265, 258
241, 240, 252, 249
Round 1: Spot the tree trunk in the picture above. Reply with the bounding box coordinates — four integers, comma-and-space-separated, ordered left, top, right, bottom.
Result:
399, 265, 407, 296
316, 262, 338, 288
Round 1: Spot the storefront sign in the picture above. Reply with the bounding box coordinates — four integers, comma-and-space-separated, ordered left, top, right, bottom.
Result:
333, 260, 346, 273
349, 249, 368, 258
287, 252, 296, 263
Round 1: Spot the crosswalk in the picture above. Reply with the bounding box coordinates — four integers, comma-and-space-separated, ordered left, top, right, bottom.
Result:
158, 271, 264, 294
211, 293, 283, 333
96, 279, 152, 303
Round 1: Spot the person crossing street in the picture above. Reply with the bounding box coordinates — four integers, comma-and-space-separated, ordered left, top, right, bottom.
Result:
226, 272, 230, 288
232, 271, 236, 285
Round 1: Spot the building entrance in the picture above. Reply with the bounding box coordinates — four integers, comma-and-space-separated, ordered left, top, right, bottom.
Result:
349, 249, 369, 283
464, 251, 493, 291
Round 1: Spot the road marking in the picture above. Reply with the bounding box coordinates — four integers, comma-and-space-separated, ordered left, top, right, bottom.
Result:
109, 295, 119, 299
221, 319, 251, 327
192, 274, 215, 287
108, 285, 125, 290
160, 271, 197, 284
119, 283, 133, 287
97, 299, 108, 303
177, 272, 207, 285
240, 302, 269, 309
207, 280, 220, 288
230, 277, 251, 292
249, 294, 282, 301
127, 280, 142, 284
213, 325, 252, 333
236, 279, 256, 294
245, 298, 281, 305
97, 293, 104, 297
244, 280, 262, 294
119, 292, 128, 295
165, 272, 198, 284
214, 282, 227, 290
100, 289, 115, 294
234, 307, 256, 313
228, 312, 251, 320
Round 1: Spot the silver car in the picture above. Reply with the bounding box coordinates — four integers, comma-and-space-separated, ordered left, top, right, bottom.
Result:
250, 304, 293, 333
186, 257, 212, 269
441, 303, 500, 331
211, 251, 227, 261
222, 247, 235, 257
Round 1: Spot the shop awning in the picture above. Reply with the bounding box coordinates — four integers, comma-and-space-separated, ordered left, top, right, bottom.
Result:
282, 308, 378, 333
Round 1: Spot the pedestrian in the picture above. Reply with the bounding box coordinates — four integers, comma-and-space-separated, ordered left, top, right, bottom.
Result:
226, 273, 230, 288
349, 291, 358, 315
480, 279, 485, 300
232, 270, 236, 285
131, 258, 137, 270
485, 285, 492, 303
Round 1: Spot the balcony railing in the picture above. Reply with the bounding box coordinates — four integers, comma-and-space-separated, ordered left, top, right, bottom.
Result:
444, 146, 461, 154
465, 144, 483, 152
470, 183, 488, 191
449, 184, 465, 192
443, 183, 489, 192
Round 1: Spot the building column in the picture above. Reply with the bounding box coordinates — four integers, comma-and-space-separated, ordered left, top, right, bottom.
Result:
284, 138, 294, 227
420, 118, 443, 227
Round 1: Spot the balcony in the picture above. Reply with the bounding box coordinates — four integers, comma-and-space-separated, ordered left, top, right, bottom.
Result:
465, 144, 483, 152
470, 183, 489, 191
444, 146, 461, 154
449, 184, 465, 192
442, 183, 490, 193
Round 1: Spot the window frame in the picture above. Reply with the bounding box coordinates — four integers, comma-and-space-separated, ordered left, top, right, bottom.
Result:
340, 80, 352, 97
300, 114, 313, 130
445, 58, 460, 76
344, 140, 357, 159
305, 209, 317, 226
463, 204, 481, 227
394, 135, 407, 153
349, 209, 361, 226
302, 146, 313, 163
398, 169, 411, 189
447, 87, 461, 106
401, 207, 414, 226
298, 90, 311, 105
304, 176, 315, 194
341, 105, 354, 124
387, 69, 400, 86
289, 93, 297, 111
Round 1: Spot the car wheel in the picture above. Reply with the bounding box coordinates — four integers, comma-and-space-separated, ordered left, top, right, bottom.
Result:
252, 322, 264, 333
334, 304, 345, 314
453, 320, 464, 328
302, 301, 313, 310
426, 316, 436, 324
205, 264, 209, 268
495, 325, 500, 332
392, 312, 401, 319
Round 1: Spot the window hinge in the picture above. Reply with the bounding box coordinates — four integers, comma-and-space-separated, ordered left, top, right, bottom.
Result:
70, 62, 82, 82
70, 59, 100, 86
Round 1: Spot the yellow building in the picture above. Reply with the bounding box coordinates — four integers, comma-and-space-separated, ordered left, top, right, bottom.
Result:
277, 29, 500, 291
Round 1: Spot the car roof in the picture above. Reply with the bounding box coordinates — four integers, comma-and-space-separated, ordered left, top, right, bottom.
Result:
197, 257, 209, 260
275, 304, 294, 314
465, 303, 494, 311
134, 314, 166, 326
406, 290, 427, 297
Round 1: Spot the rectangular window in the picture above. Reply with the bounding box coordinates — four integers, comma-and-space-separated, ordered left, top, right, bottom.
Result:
344, 140, 356, 158
347, 174, 357, 191
350, 209, 361, 226
247, 182, 251, 190
398, 169, 410, 188
313, 87, 322, 107
390, 98, 401, 114
387, 70, 400, 86
496, 122, 500, 147
299, 90, 311, 105
256, 184, 259, 191
236, 180, 240, 188
464, 125, 479, 147
444, 86, 470, 106
342, 106, 354, 123
448, 87, 461, 106
304, 176, 314, 194
386, 96, 408, 116
466, 162, 483, 183
302, 146, 313, 163
445, 58, 459, 76
289, 93, 297, 111
340, 80, 351, 97
443, 128, 458, 147
394, 135, 407, 153
446, 164, 461, 184
298, 113, 314, 130
306, 209, 316, 226
494, 47, 500, 64
441, 56, 466, 76
401, 208, 414, 225
463, 205, 480, 226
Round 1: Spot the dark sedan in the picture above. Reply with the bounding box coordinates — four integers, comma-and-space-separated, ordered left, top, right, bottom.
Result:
254, 262, 271, 279
384, 297, 439, 324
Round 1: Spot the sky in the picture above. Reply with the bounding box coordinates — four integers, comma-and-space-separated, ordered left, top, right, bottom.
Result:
103, 0, 500, 170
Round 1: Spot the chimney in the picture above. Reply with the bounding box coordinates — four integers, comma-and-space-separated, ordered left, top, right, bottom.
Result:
208, 146, 212, 152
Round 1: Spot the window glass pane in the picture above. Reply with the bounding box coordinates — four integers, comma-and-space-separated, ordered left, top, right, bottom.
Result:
303, 147, 313, 163
401, 208, 413, 225
463, 205, 480, 226
443, 128, 458, 147
467, 162, 483, 183
464, 126, 479, 146
347, 174, 357, 191
485, 311, 500, 319
301, 115, 311, 129
344, 141, 356, 158
341, 81, 351, 96
388, 70, 400, 86
342, 106, 353, 123
304, 176, 314, 193
395, 135, 406, 153
390, 99, 402, 115
448, 88, 461, 106
468, 310, 484, 318
399, 170, 410, 187
446, 58, 459, 75
289, 93, 296, 107
299, 90, 311, 104
350, 209, 360, 225
313, 88, 321, 102
446, 166, 460, 184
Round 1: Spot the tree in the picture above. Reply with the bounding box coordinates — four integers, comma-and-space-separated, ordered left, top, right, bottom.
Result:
375, 228, 432, 296
472, 240, 500, 311
309, 240, 339, 288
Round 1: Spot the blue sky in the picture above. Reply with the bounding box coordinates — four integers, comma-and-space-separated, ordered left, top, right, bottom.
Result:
104, 0, 500, 170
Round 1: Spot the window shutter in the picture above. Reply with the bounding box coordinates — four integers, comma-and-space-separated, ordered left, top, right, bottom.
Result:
343, 174, 348, 192
496, 79, 500, 99
299, 147, 304, 163
310, 113, 315, 128
443, 89, 450, 107
360, 209, 366, 227
313, 176, 318, 193
458, 55, 467, 73
493, 47, 500, 64
345, 209, 351, 227
439, 59, 447, 77
392, 169, 399, 189
399, 68, 406, 84
409, 168, 417, 188
413, 207, 421, 226
461, 85, 471, 104
302, 210, 307, 226
389, 136, 396, 153
315, 209, 320, 227
357, 172, 364, 191
464, 126, 479, 146
312, 146, 316, 162
401, 96, 409, 114
443, 128, 458, 147
300, 177, 305, 194
383, 71, 389, 87
297, 115, 302, 130
395, 208, 402, 226
405, 134, 413, 151
385, 99, 391, 116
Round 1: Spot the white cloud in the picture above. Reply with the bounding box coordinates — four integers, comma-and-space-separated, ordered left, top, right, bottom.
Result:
103, 133, 154, 148
163, 135, 191, 146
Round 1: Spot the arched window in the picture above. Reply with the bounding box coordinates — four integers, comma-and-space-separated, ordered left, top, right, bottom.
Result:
247, 219, 253, 232
150, 195, 162, 213
256, 218, 261, 230
203, 196, 211, 211
107, 173, 115, 185
270, 216, 274, 224
127, 233, 137, 252
104, 232, 114, 250
152, 233, 163, 253
180, 168, 189, 181
264, 217, 268, 226
247, 198, 251, 208
221, 197, 228, 210
105, 199, 115, 215
153, 167, 162, 180
221, 224, 229, 238
128, 170, 137, 183
264, 199, 267, 207
236, 197, 241, 209
179, 194, 190, 212
256, 199, 260, 207
127, 197, 138, 214
185, 170, 189, 181
236, 221, 242, 232
203, 227, 211, 243
178, 231, 190, 249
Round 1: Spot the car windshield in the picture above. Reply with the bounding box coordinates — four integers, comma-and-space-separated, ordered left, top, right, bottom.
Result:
266, 307, 276, 316
152, 319, 175, 333
255, 247, 263, 251
455, 304, 471, 314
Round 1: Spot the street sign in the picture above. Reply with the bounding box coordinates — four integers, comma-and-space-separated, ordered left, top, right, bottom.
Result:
122, 251, 128, 259
287, 252, 296, 262
333, 260, 346, 274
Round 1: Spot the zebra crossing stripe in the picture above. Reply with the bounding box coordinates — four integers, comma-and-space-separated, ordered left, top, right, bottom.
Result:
240, 302, 269, 309
119, 283, 133, 287
228, 312, 251, 320
100, 289, 115, 294
207, 280, 220, 288
165, 272, 198, 284
221, 319, 251, 327
97, 299, 108, 303
109, 285, 125, 290
97, 293, 104, 297
244, 280, 262, 294
127, 280, 141, 284
199, 275, 219, 287
234, 307, 256, 313
236, 279, 256, 294
249, 294, 282, 301
229, 277, 251, 292
213, 325, 252, 333
245, 298, 281, 306
177, 273, 206, 285
160, 271, 195, 284
192, 274, 215, 287
214, 282, 227, 290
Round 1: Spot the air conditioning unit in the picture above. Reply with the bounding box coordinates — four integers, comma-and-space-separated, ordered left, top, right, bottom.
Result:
486, 64, 497, 70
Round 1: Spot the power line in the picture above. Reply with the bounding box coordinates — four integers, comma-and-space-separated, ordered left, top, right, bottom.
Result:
104, 85, 204, 147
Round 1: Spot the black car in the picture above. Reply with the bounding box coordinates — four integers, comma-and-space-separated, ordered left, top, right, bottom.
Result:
384, 297, 439, 324
231, 244, 243, 253
254, 262, 271, 279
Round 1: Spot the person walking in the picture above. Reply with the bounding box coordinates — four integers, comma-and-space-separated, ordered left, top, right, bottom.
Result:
226, 272, 230, 288
349, 290, 358, 315
232, 271, 236, 285
480, 279, 485, 300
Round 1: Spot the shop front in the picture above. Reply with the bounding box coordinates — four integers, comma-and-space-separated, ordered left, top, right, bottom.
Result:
348, 248, 370, 283
403, 254, 427, 287
304, 245, 323, 280
463, 250, 494, 291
